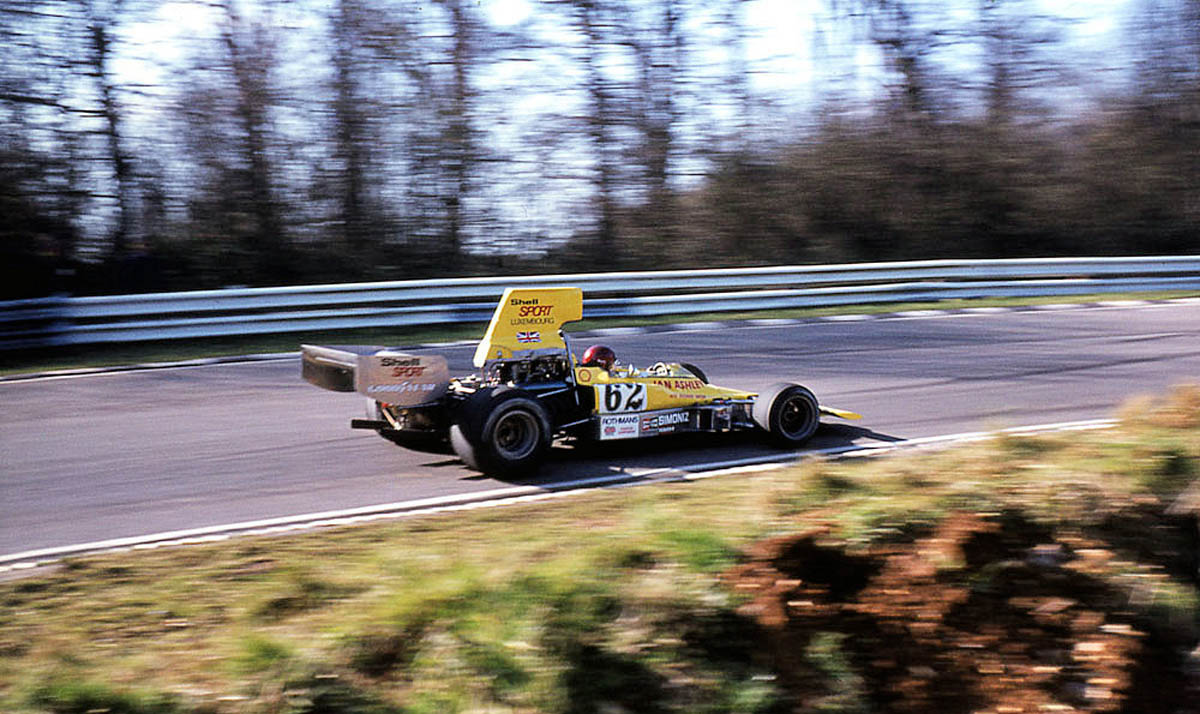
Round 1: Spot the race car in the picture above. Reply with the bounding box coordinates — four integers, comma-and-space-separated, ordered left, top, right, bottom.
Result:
301, 287, 860, 477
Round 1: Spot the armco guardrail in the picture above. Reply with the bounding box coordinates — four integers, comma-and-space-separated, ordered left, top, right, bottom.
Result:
2, 256, 1198, 349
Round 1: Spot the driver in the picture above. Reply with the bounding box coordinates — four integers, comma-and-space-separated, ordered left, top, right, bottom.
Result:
580, 344, 616, 371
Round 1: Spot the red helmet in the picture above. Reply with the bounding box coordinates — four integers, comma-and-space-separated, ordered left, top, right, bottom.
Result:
581, 344, 616, 370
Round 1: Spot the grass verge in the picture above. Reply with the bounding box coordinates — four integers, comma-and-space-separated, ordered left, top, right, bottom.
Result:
2, 291, 1195, 377
1, 386, 1197, 712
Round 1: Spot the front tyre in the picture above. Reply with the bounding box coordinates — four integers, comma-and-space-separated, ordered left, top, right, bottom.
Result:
753, 382, 820, 446
451, 388, 552, 477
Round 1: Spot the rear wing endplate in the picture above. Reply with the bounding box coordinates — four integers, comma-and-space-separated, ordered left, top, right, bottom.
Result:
301, 345, 450, 407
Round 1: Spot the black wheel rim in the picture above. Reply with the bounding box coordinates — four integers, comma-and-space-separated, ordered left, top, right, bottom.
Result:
778, 394, 817, 439
493, 410, 539, 460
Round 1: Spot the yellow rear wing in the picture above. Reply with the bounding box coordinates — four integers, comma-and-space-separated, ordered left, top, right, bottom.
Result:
473, 287, 584, 367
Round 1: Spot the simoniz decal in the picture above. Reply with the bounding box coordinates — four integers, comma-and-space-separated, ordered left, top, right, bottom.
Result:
643, 411, 689, 428
640, 410, 690, 434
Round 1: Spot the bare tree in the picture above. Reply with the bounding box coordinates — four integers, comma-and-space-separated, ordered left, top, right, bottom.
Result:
1, 2, 109, 293
976, 0, 1066, 125
629, 0, 686, 243
865, 0, 938, 123
218, 0, 288, 281
1129, 0, 1200, 116
567, 0, 624, 264
330, 0, 371, 257
442, 0, 476, 270
82, 0, 137, 262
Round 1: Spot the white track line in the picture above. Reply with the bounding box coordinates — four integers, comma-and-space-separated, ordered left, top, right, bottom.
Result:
0, 417, 1118, 572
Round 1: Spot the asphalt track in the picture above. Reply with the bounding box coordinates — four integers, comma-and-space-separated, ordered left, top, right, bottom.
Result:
2, 300, 1199, 558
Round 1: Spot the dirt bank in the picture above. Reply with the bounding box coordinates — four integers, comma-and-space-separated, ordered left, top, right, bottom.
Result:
726, 506, 1199, 713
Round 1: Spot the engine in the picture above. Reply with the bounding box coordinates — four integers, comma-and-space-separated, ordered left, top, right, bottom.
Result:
483, 355, 572, 386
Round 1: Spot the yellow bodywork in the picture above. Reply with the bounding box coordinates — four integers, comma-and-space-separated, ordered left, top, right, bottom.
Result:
576, 364, 755, 413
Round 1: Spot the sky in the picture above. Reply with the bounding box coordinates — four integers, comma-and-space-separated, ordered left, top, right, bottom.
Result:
116, 0, 1140, 102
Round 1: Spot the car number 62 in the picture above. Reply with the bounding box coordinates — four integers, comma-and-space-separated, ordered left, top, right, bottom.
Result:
599, 383, 646, 413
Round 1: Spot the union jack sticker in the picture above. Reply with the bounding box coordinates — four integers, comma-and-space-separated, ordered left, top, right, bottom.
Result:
516, 331, 541, 344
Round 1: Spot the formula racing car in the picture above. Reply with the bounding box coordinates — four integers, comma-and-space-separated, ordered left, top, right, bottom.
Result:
301, 287, 860, 477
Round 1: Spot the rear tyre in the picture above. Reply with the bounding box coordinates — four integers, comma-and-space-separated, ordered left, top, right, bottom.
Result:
753, 382, 820, 446
451, 388, 552, 477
